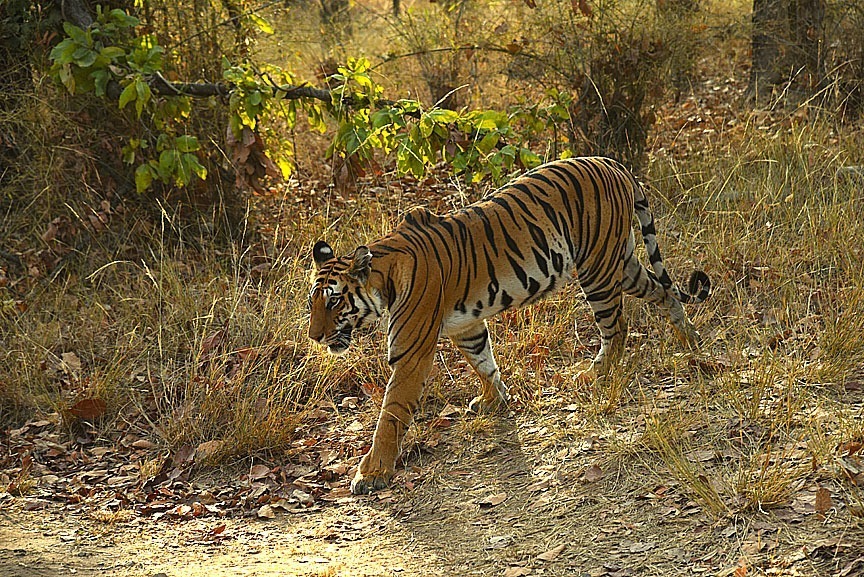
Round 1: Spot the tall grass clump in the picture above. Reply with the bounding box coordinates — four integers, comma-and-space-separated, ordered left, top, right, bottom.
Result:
507, 0, 711, 166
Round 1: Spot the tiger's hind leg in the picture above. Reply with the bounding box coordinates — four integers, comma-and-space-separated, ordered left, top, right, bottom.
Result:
621, 230, 700, 349
450, 321, 509, 414
577, 273, 628, 384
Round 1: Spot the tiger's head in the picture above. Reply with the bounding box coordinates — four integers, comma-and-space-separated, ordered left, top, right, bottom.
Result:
308, 241, 382, 354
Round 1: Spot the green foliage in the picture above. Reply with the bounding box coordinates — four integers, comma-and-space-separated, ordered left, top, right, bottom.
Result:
50, 9, 143, 97
47, 9, 571, 193
49, 8, 202, 193
1, 0, 64, 53
329, 59, 545, 183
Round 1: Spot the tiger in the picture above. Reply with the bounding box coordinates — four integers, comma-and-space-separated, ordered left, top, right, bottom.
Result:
308, 156, 710, 494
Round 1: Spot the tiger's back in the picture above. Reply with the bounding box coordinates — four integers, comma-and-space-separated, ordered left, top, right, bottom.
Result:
379, 156, 633, 335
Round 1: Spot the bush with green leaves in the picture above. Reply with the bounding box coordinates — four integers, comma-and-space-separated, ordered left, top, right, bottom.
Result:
48, 5, 639, 198
507, 0, 689, 166
50, 8, 208, 192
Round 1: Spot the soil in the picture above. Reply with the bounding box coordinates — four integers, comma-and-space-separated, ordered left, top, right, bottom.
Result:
4, 410, 863, 577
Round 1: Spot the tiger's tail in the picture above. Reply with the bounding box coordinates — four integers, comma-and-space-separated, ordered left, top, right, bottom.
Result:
632, 178, 710, 305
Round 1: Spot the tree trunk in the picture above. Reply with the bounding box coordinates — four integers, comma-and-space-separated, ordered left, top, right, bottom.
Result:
789, 0, 825, 90
748, 0, 825, 105
749, 0, 785, 103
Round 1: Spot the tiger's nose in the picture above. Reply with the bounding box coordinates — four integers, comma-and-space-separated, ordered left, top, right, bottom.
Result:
309, 328, 324, 343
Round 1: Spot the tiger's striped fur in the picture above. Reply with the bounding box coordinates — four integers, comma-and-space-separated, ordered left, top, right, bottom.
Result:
308, 156, 710, 494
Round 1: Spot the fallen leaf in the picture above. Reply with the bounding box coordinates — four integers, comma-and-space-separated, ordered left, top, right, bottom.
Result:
629, 541, 655, 553
584, 464, 604, 482
576, 0, 592, 17
477, 492, 508, 508
537, 543, 566, 562
687, 449, 715, 463
340, 396, 359, 409
527, 478, 552, 493
815, 486, 831, 520
430, 416, 453, 429
69, 398, 106, 421
211, 524, 226, 535
131, 439, 156, 449
504, 567, 532, 577
438, 404, 462, 418
840, 441, 863, 456
249, 464, 270, 479
487, 534, 512, 549
292, 489, 314, 507
61, 352, 82, 373
201, 326, 228, 356
257, 504, 275, 519
838, 557, 864, 577
196, 439, 225, 460
172, 445, 196, 466
237, 346, 259, 362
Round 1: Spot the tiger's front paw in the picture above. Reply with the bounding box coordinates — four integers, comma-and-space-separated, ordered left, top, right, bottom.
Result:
350, 452, 394, 495
350, 470, 391, 495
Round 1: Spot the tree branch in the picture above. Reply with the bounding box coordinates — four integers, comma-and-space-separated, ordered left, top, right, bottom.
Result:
143, 73, 421, 114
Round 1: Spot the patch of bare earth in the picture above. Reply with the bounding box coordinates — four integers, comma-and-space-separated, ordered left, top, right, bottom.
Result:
4, 392, 862, 577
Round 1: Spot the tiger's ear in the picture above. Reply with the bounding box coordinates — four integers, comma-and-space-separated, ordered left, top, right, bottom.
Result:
313, 241, 335, 266
348, 245, 372, 283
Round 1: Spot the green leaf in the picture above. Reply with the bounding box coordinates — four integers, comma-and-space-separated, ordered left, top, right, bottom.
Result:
183, 153, 208, 180
397, 144, 424, 178
49, 39, 77, 65
477, 131, 500, 155
307, 106, 327, 133
135, 164, 153, 193
108, 8, 139, 27
433, 124, 449, 139
63, 22, 88, 45
158, 149, 179, 179
426, 109, 459, 124
474, 110, 507, 130
72, 47, 97, 67
100, 46, 126, 60
176, 154, 193, 185
122, 141, 136, 165
92, 69, 109, 97
175, 135, 200, 153
118, 81, 137, 110
519, 147, 542, 168
353, 74, 373, 91
419, 117, 433, 139
371, 110, 393, 130
248, 13, 274, 34
135, 79, 151, 118
56, 64, 75, 93
498, 144, 517, 160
